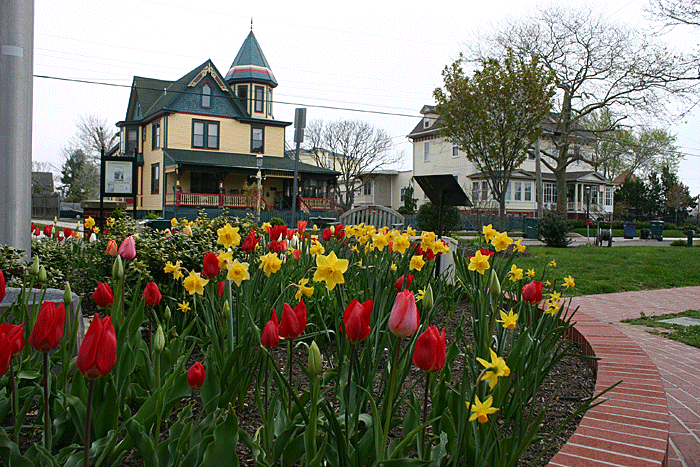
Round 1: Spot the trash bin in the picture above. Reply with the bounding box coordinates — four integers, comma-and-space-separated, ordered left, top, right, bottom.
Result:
687, 230, 695, 247
623, 222, 636, 239
649, 220, 664, 241
522, 217, 539, 239
146, 219, 172, 231
640, 228, 650, 239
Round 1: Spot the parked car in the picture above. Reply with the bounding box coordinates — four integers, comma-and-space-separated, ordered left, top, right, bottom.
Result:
59, 205, 84, 218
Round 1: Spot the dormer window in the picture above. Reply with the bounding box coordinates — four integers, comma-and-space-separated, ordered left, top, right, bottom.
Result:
202, 83, 211, 108
423, 117, 430, 128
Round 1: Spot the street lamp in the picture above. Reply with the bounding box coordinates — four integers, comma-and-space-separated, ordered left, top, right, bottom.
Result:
255, 153, 263, 225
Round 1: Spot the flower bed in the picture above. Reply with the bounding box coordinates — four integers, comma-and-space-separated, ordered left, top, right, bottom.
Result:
0, 216, 607, 466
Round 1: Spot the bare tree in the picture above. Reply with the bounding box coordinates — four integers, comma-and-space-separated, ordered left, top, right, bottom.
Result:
304, 119, 399, 211
470, 5, 698, 216
75, 115, 119, 161
648, 0, 700, 28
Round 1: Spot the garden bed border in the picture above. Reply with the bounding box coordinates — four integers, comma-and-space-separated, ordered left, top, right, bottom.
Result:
548, 310, 669, 467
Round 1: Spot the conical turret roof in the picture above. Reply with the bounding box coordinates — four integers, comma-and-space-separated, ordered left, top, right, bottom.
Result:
225, 31, 278, 87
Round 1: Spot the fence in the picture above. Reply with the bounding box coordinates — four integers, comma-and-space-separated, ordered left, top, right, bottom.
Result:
32, 193, 60, 219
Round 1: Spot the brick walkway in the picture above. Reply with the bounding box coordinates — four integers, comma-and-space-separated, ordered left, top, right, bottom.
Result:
570, 287, 700, 467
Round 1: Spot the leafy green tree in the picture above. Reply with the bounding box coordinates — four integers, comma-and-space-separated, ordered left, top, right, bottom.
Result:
401, 183, 417, 214
434, 50, 555, 229
614, 178, 649, 220
60, 148, 98, 202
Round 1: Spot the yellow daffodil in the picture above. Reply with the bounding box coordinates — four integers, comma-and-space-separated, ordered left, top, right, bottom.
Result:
93, 227, 100, 234
217, 224, 241, 249
351, 245, 359, 253
508, 264, 524, 282
548, 259, 557, 268
545, 301, 561, 316
410, 255, 426, 271
357, 259, 363, 266
468, 396, 499, 423
416, 288, 426, 302
549, 291, 562, 301
432, 240, 450, 255
226, 259, 250, 286
107, 218, 115, 227
164, 260, 184, 280
262, 222, 271, 232
482, 224, 498, 242
496, 309, 518, 329
183, 271, 209, 295
477, 348, 511, 390
491, 231, 513, 252
545, 280, 551, 287
170, 217, 178, 227
177, 300, 191, 313
390, 263, 397, 271
406, 226, 417, 237
372, 232, 389, 251
563, 275, 575, 288
313, 251, 349, 291
182, 225, 193, 237
514, 238, 526, 253
420, 231, 436, 251
358, 235, 369, 245
217, 250, 233, 269
84, 216, 95, 230
309, 240, 325, 256
294, 278, 314, 301
259, 252, 282, 277
526, 268, 536, 278
468, 251, 491, 275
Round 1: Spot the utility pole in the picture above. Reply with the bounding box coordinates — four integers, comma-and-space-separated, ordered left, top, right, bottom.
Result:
535, 137, 543, 218
0, 0, 34, 258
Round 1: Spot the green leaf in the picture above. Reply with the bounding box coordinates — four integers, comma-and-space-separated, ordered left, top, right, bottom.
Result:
125, 418, 157, 467
200, 410, 239, 467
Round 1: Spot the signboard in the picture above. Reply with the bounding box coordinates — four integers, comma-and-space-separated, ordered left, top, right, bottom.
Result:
102, 156, 137, 197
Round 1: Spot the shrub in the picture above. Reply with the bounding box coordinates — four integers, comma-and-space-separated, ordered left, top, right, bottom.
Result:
416, 202, 462, 235
269, 217, 285, 226
670, 239, 687, 247
538, 212, 571, 248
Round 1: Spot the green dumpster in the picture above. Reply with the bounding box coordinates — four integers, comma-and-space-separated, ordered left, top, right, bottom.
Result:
523, 217, 539, 239
649, 220, 664, 241
147, 219, 172, 231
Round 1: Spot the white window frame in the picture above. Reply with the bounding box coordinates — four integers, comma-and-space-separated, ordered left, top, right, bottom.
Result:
524, 182, 532, 201
423, 141, 430, 162
452, 145, 459, 158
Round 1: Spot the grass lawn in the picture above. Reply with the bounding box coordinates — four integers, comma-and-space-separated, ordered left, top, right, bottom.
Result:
622, 310, 700, 348
512, 245, 700, 296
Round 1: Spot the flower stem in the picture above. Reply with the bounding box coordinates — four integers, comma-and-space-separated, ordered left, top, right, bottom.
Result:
421, 374, 430, 457
346, 345, 355, 449
84, 380, 95, 467
10, 361, 17, 442
382, 338, 402, 459
43, 352, 51, 452
287, 340, 294, 421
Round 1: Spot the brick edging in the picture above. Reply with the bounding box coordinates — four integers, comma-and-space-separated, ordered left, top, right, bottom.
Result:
547, 311, 669, 467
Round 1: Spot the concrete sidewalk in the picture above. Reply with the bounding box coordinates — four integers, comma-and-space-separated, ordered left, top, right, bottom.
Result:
571, 287, 700, 467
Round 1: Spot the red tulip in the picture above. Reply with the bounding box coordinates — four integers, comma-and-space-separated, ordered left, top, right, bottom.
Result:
269, 225, 287, 242
0, 334, 11, 376
62, 228, 73, 239
260, 309, 280, 349
28, 302, 66, 352
43, 225, 53, 237
278, 300, 307, 341
118, 235, 136, 260
292, 249, 301, 261
77, 314, 116, 380
0, 270, 5, 303
105, 239, 118, 256
142, 282, 162, 307
322, 229, 332, 241
522, 280, 543, 305
187, 361, 206, 391
268, 240, 285, 253
241, 231, 260, 252
343, 299, 373, 344
33, 227, 41, 236
286, 229, 296, 240
424, 249, 435, 261
217, 281, 225, 297
335, 223, 345, 239
297, 220, 307, 235
0, 322, 25, 358
388, 290, 419, 338
394, 274, 413, 292
412, 326, 446, 373
202, 252, 220, 278
93, 282, 114, 308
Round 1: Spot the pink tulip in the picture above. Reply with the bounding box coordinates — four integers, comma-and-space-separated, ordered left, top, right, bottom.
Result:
388, 290, 419, 338
118, 236, 136, 260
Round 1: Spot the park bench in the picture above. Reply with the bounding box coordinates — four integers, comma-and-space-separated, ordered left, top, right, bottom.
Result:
339, 205, 404, 230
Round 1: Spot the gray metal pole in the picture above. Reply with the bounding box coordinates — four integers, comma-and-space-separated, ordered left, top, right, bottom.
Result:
535, 137, 543, 219
0, 0, 34, 259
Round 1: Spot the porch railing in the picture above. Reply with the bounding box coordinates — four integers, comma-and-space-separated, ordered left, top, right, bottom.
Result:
169, 192, 271, 210
299, 197, 333, 213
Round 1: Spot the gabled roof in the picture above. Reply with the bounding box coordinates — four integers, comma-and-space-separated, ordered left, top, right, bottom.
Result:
225, 31, 278, 87
120, 60, 247, 124
163, 149, 340, 177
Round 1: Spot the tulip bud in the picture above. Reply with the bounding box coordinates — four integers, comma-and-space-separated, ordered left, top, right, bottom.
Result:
222, 301, 231, 320
54, 216, 57, 224
153, 324, 165, 353
89, 233, 97, 243
187, 361, 205, 391
308, 341, 322, 376
164, 305, 172, 321
423, 284, 434, 313
490, 273, 501, 299
38, 265, 47, 283
64, 283, 72, 307
30, 256, 40, 276
112, 256, 124, 281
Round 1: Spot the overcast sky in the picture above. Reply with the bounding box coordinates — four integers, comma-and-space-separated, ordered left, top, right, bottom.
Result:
32, 0, 700, 195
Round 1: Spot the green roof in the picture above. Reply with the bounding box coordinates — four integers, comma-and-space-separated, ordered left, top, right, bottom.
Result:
225, 31, 278, 87
163, 148, 339, 177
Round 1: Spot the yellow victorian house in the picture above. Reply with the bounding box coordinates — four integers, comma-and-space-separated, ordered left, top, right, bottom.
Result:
115, 30, 338, 220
